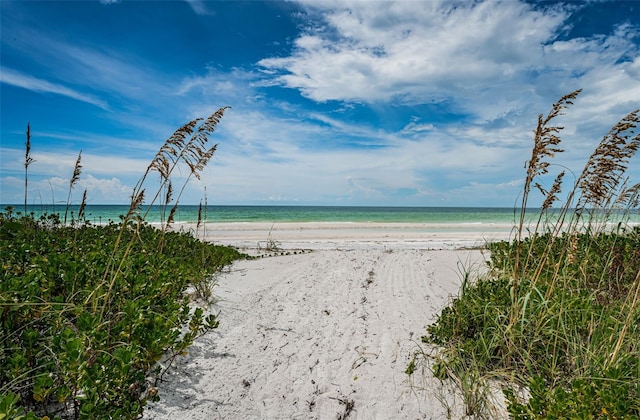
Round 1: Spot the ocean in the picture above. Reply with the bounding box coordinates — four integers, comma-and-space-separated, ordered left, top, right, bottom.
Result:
5, 204, 524, 224
4, 204, 639, 226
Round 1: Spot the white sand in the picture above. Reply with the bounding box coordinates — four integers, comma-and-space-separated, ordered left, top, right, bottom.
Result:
175, 221, 515, 251
144, 223, 510, 419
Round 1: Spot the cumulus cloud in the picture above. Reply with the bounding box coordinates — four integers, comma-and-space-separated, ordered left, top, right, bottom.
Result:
259, 1, 568, 104
77, 174, 131, 202
258, 0, 638, 124
3, 0, 637, 206
24, 174, 132, 204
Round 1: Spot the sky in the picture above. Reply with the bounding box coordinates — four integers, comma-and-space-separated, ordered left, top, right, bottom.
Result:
1, 0, 639, 207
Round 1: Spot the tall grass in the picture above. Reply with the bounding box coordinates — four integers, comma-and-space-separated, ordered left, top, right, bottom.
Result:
63, 151, 84, 225
418, 91, 640, 418
92, 107, 229, 318
0, 107, 247, 419
24, 123, 34, 214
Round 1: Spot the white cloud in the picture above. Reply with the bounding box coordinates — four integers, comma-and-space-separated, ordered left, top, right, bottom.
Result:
192, 106, 530, 205
77, 174, 131, 202
183, 0, 215, 16
0, 176, 25, 205
624, 56, 640, 82
0, 146, 151, 204
2, 25, 176, 108
0, 66, 109, 109
33, 150, 147, 178
401, 120, 435, 134
259, 1, 638, 125
259, 1, 569, 106
3, 0, 638, 207
50, 44, 172, 102
177, 67, 259, 107
25, 174, 132, 205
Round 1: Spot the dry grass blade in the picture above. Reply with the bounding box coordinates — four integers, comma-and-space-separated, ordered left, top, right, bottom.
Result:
191, 132, 208, 150
183, 146, 204, 168
541, 171, 565, 212
166, 118, 202, 150
148, 118, 202, 179
24, 122, 35, 213
190, 145, 218, 180
141, 108, 228, 218
165, 181, 173, 205
151, 155, 170, 180
515, 89, 582, 280
78, 189, 88, 221
521, 90, 581, 213
182, 107, 229, 169
64, 151, 83, 224
25, 123, 33, 165
93, 109, 229, 323
176, 108, 228, 182
166, 204, 177, 229
127, 189, 145, 219
577, 110, 640, 210
615, 182, 640, 209
526, 90, 580, 181
70, 151, 83, 187
198, 106, 230, 134
609, 269, 640, 367
120, 107, 229, 234
132, 117, 208, 225
162, 181, 174, 225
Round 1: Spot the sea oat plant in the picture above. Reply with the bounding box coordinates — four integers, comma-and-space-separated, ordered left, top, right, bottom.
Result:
94, 107, 229, 315
24, 123, 35, 214
1, 109, 246, 419
514, 89, 580, 284
420, 91, 640, 418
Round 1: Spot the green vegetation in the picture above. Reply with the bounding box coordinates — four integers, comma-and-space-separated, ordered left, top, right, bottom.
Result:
417, 91, 640, 418
1, 108, 248, 419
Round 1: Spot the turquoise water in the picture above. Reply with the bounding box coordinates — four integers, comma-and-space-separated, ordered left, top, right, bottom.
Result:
3, 204, 639, 225
6, 204, 520, 224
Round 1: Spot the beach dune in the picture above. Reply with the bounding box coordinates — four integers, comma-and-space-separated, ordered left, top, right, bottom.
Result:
144, 224, 508, 419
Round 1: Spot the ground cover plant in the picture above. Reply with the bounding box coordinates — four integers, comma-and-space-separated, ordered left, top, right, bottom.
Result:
0, 108, 248, 419
416, 90, 640, 418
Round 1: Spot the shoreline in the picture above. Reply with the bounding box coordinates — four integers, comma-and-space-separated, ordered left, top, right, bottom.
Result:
171, 221, 515, 251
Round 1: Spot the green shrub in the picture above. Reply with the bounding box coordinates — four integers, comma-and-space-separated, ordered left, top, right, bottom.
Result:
0, 210, 244, 418
1, 107, 247, 419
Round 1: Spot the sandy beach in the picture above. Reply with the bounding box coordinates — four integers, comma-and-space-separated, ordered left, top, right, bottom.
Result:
144, 223, 511, 419
178, 221, 515, 251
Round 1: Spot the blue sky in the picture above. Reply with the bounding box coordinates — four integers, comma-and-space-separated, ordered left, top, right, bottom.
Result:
1, 0, 639, 207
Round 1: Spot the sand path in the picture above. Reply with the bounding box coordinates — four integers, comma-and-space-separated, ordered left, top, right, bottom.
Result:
144, 245, 489, 419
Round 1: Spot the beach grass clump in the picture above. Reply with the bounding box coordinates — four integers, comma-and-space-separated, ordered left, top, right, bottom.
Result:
0, 108, 247, 419
420, 91, 640, 418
